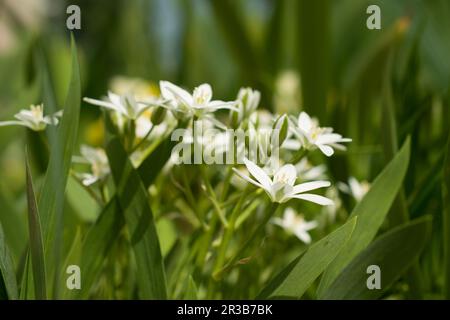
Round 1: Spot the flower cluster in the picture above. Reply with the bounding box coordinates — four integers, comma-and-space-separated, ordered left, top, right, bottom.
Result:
0, 79, 353, 246
80, 80, 352, 244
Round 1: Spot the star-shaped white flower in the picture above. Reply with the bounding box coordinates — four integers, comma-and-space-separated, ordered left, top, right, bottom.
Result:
233, 157, 333, 205
73, 145, 110, 186
290, 111, 351, 156
0, 104, 62, 131
159, 81, 237, 120
232, 87, 260, 123
84, 92, 161, 120
338, 177, 370, 202
272, 208, 318, 244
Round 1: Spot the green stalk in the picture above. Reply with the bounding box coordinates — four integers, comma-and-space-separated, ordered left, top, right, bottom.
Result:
200, 165, 228, 226
214, 202, 280, 280
212, 188, 250, 276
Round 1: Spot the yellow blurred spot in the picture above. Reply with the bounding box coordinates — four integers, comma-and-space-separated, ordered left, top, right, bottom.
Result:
84, 117, 105, 146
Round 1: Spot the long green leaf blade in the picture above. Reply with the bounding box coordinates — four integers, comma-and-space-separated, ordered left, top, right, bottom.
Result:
321, 216, 432, 299
37, 35, 80, 297
76, 132, 176, 298
76, 199, 123, 299
25, 152, 47, 300
0, 222, 18, 300
317, 138, 411, 296
106, 138, 167, 299
258, 217, 357, 299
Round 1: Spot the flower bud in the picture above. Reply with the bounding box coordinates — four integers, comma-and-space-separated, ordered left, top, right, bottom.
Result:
151, 106, 167, 125
271, 114, 289, 147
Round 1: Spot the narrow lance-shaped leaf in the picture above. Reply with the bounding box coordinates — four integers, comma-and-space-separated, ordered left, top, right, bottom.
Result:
317, 138, 411, 296
76, 129, 178, 298
257, 217, 357, 299
321, 216, 432, 300
0, 222, 18, 300
106, 137, 167, 299
184, 276, 198, 300
37, 34, 81, 297
25, 151, 47, 300
75, 198, 123, 299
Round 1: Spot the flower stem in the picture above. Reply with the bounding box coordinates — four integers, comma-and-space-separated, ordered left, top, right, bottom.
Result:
210, 188, 250, 284
213, 202, 279, 280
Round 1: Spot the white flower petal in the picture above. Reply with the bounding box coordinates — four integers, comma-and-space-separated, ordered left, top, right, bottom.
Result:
160, 81, 193, 106
318, 144, 334, 157
294, 229, 312, 244
0, 120, 28, 127
243, 158, 273, 191
193, 83, 212, 104
298, 112, 313, 132
232, 167, 265, 190
291, 180, 330, 195
289, 193, 334, 206
273, 164, 297, 186
83, 97, 124, 114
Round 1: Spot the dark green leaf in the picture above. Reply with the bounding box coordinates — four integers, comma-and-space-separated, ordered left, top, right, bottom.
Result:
76, 198, 123, 299
321, 216, 432, 299
317, 138, 411, 296
38, 35, 81, 295
258, 217, 357, 299
0, 222, 18, 300
25, 152, 47, 300
106, 138, 167, 299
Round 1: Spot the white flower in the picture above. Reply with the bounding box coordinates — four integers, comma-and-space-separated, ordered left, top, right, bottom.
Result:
0, 104, 62, 131
322, 186, 342, 223
160, 81, 237, 119
290, 111, 351, 156
295, 158, 327, 181
232, 87, 260, 123
74, 145, 110, 186
233, 157, 333, 205
338, 177, 370, 202
84, 92, 161, 120
272, 208, 318, 244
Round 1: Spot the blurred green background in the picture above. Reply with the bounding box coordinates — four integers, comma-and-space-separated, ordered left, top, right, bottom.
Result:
0, 0, 449, 299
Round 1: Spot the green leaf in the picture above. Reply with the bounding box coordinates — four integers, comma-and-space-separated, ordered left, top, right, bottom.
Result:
25, 152, 47, 300
184, 276, 198, 300
317, 138, 411, 296
258, 217, 357, 299
321, 216, 432, 300
76, 130, 177, 298
76, 198, 123, 299
38, 35, 81, 295
106, 138, 167, 299
443, 131, 450, 299
0, 222, 18, 300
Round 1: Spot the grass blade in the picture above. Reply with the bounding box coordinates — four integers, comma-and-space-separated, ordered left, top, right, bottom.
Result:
25, 152, 47, 300
0, 222, 18, 300
317, 138, 411, 296
257, 217, 357, 299
37, 34, 81, 297
106, 138, 167, 299
321, 216, 432, 299
184, 276, 198, 300
76, 199, 123, 299
76, 131, 177, 298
